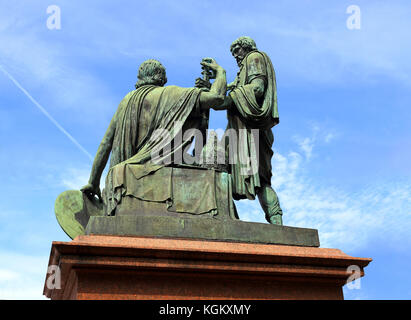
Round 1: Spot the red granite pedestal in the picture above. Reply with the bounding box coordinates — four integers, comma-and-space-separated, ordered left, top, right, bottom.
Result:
43, 235, 371, 300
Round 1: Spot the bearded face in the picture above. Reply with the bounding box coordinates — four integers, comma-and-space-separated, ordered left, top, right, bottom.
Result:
231, 44, 249, 67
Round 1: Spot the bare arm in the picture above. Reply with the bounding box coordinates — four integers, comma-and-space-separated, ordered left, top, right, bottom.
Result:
81, 117, 116, 200
212, 95, 233, 110
213, 77, 265, 111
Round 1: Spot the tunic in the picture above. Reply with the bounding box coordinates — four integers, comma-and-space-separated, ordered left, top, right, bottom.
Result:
227, 50, 279, 200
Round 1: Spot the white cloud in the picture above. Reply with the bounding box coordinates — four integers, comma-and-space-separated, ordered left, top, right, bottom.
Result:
1, 0, 410, 301
188, 1, 411, 86
0, 251, 48, 300
297, 137, 315, 160
236, 126, 411, 254
324, 133, 335, 143
60, 167, 90, 190
0, 269, 19, 282
2, 0, 410, 140
59, 166, 108, 192
0, 3, 118, 126
292, 123, 336, 160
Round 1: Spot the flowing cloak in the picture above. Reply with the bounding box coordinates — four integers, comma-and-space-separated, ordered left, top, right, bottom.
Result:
227, 50, 279, 200
104, 85, 202, 215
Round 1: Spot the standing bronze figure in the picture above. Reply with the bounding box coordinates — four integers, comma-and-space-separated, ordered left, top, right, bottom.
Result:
228, 36, 283, 225
198, 36, 283, 225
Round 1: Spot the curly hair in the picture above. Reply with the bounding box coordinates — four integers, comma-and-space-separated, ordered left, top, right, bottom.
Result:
135, 59, 166, 89
230, 36, 258, 54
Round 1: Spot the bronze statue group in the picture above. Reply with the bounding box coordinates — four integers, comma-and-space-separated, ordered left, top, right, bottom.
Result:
81, 36, 283, 225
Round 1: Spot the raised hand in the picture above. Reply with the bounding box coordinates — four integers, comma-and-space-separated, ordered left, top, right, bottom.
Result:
200, 58, 221, 80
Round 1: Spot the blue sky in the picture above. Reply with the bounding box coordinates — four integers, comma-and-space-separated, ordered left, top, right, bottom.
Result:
0, 0, 410, 299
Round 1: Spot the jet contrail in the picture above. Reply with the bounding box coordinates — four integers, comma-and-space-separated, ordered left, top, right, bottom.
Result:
0, 65, 93, 162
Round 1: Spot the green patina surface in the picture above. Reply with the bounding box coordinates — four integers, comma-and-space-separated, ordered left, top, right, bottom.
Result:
53, 38, 320, 245
55, 190, 103, 239
85, 215, 320, 247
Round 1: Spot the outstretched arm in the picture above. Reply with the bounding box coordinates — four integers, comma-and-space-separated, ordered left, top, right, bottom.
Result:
81, 117, 116, 201
212, 95, 233, 110
213, 76, 265, 111
199, 59, 227, 110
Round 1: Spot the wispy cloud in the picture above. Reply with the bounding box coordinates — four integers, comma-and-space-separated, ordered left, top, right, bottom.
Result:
0, 65, 94, 161
180, 1, 411, 86
236, 126, 411, 254
0, 251, 48, 300
1, 0, 410, 301
59, 166, 108, 191
60, 167, 90, 190
0, 3, 118, 126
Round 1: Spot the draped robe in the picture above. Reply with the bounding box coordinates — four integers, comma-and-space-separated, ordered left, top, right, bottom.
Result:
227, 50, 279, 200
103, 85, 203, 215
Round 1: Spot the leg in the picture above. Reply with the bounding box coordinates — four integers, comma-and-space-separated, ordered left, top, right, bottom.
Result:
256, 129, 282, 225
257, 184, 283, 225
